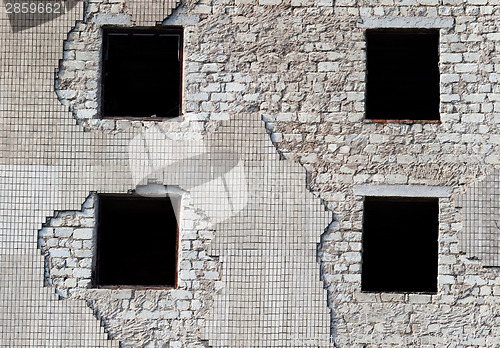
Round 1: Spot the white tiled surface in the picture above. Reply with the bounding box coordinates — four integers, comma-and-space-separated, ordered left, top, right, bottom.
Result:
0, 4, 118, 346
455, 169, 500, 266
198, 116, 332, 347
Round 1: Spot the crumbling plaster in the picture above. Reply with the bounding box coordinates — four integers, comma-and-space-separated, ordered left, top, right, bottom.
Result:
46, 0, 500, 346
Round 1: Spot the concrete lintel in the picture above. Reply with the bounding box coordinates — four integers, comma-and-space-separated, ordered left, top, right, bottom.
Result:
353, 185, 450, 197
357, 17, 454, 29
134, 184, 185, 196
163, 14, 200, 26
91, 14, 131, 26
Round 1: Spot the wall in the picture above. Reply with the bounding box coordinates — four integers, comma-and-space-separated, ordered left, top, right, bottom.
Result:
40, 192, 218, 347
2, 0, 500, 346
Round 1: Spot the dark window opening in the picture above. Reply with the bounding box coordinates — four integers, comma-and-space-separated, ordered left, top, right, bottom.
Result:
96, 195, 179, 287
361, 197, 438, 293
366, 30, 440, 121
102, 28, 182, 118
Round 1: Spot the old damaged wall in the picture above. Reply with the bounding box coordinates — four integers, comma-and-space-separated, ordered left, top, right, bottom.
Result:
48, 0, 336, 347
8, 0, 500, 347
174, 0, 500, 345
39, 193, 219, 347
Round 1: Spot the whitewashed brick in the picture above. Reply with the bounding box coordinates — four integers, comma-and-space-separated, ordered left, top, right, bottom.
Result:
73, 229, 93, 240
